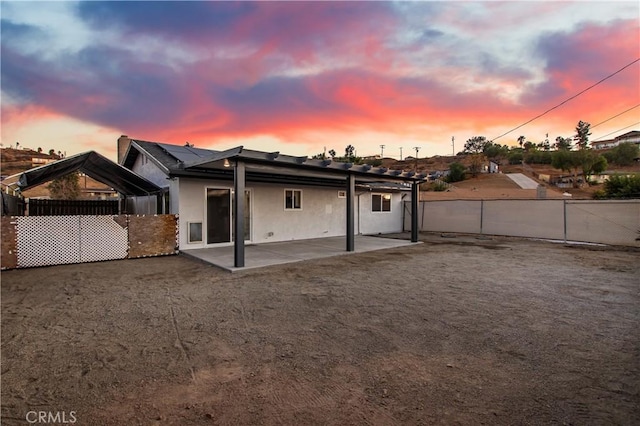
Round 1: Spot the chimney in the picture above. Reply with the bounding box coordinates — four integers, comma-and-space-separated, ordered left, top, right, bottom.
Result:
117, 135, 131, 164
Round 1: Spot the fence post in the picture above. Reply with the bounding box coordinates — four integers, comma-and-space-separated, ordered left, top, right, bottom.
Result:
563, 199, 567, 243
480, 200, 484, 235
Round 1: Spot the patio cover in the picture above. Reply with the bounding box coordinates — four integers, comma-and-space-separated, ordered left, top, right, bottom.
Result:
13, 151, 161, 196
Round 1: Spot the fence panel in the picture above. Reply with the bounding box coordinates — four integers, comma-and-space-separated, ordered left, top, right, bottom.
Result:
28, 199, 119, 216
566, 200, 640, 246
408, 200, 482, 234
16, 216, 82, 268
408, 199, 639, 247
79, 216, 129, 263
128, 215, 178, 258
482, 200, 565, 240
1, 217, 18, 269
1, 193, 25, 216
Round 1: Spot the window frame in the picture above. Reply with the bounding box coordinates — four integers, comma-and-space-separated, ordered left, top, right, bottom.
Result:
187, 221, 203, 243
371, 193, 392, 213
284, 189, 303, 211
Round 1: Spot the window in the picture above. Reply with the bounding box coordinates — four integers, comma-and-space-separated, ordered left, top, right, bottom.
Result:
285, 189, 302, 210
188, 222, 203, 243
372, 193, 391, 212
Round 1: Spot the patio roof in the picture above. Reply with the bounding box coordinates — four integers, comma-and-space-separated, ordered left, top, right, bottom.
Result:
123, 140, 427, 185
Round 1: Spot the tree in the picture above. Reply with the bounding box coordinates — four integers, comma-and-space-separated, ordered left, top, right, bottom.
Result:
468, 153, 485, 177
48, 149, 56, 156
603, 143, 639, 166
551, 150, 582, 187
463, 136, 490, 154
578, 150, 607, 182
551, 148, 607, 188
574, 120, 591, 150
328, 149, 336, 159
483, 142, 509, 162
47, 172, 81, 199
517, 135, 525, 148
555, 136, 572, 151
345, 145, 355, 158
447, 162, 466, 183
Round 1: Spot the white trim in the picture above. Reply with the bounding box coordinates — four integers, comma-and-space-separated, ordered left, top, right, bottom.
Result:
187, 221, 203, 243
371, 193, 392, 213
284, 188, 303, 210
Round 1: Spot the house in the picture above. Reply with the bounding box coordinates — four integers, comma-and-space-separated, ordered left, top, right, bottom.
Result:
591, 130, 640, 150
118, 136, 426, 267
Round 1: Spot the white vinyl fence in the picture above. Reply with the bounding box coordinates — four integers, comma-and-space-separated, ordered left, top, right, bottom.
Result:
404, 199, 640, 247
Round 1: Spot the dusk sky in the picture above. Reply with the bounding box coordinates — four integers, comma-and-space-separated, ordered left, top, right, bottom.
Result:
2, 1, 639, 161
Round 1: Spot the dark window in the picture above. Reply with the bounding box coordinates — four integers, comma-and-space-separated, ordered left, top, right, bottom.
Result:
372, 193, 391, 212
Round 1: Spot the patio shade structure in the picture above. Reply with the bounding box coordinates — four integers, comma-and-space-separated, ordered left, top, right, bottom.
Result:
9, 151, 162, 196
126, 141, 426, 268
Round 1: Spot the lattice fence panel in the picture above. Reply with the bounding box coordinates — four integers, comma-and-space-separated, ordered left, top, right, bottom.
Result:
16, 216, 82, 268
80, 216, 128, 262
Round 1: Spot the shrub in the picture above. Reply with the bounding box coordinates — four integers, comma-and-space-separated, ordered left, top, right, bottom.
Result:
602, 174, 640, 199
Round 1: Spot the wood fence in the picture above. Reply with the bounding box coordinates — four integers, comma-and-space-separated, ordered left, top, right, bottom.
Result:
27, 199, 119, 216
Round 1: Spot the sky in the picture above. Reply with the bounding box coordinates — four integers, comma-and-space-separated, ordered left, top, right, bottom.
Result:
1, 1, 639, 162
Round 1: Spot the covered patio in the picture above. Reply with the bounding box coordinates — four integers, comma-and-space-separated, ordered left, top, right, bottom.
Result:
182, 234, 419, 272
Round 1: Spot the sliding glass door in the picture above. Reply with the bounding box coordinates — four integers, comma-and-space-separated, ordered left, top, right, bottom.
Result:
206, 188, 251, 245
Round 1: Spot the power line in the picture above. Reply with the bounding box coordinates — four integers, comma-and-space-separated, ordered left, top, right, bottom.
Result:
591, 104, 640, 129
491, 58, 640, 142
591, 122, 640, 141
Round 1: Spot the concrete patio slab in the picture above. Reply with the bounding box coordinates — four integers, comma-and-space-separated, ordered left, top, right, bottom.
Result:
182, 235, 419, 272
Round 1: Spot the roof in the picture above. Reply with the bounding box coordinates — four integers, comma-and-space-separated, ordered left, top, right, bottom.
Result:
9, 151, 162, 196
123, 140, 427, 186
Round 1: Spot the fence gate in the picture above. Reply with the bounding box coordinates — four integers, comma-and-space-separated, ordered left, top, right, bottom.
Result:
16, 216, 128, 268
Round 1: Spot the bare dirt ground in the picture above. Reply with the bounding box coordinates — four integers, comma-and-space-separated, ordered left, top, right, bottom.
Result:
2, 233, 639, 425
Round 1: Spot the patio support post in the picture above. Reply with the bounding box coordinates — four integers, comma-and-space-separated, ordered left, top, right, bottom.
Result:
234, 160, 245, 267
346, 173, 355, 251
411, 181, 419, 242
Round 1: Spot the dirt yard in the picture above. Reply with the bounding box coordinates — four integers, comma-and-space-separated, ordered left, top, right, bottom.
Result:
2, 234, 639, 425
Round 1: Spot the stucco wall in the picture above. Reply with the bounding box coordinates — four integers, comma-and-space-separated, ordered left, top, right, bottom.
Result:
175, 178, 406, 249
357, 191, 406, 235
405, 199, 640, 247
131, 154, 170, 188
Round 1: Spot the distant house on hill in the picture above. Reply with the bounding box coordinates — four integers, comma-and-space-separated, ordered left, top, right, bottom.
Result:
591, 130, 640, 150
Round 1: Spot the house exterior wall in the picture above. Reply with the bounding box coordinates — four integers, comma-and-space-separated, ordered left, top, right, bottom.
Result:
131, 154, 170, 188
174, 177, 406, 249
357, 191, 406, 235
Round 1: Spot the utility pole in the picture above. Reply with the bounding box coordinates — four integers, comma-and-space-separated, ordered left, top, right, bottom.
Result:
380, 144, 385, 158
399, 147, 403, 161
451, 136, 455, 156
413, 146, 420, 171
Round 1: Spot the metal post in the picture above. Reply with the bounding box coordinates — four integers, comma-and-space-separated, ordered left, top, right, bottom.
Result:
346, 174, 355, 251
234, 161, 245, 267
411, 182, 419, 242
563, 199, 567, 243
480, 199, 484, 234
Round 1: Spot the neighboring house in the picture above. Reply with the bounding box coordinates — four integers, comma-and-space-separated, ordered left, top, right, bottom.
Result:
591, 130, 640, 150
483, 161, 499, 173
118, 136, 425, 266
